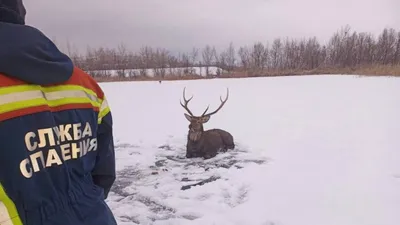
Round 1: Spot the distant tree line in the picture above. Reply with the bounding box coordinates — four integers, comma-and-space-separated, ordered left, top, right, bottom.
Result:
62, 25, 400, 79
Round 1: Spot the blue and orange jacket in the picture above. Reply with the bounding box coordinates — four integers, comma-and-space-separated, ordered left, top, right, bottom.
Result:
0, 22, 117, 225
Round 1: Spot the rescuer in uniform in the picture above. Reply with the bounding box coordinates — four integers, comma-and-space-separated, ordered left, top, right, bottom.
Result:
0, 1, 117, 225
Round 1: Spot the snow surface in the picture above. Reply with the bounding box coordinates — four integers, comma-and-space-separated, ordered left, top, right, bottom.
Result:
100, 75, 400, 225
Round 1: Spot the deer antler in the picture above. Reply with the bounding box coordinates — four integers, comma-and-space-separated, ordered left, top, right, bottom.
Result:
180, 87, 194, 116
201, 88, 229, 117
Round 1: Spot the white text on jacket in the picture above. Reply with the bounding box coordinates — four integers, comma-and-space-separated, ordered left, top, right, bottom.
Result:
20, 122, 97, 178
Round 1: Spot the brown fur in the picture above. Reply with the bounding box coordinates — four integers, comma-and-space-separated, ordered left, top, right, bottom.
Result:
180, 88, 235, 159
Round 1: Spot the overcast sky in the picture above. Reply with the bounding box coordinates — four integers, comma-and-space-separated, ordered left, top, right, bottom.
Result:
24, 0, 399, 54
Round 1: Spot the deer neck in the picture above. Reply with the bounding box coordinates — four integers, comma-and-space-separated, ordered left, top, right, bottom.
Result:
188, 129, 203, 142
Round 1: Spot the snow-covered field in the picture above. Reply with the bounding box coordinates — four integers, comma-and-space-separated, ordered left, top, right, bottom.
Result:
100, 75, 400, 225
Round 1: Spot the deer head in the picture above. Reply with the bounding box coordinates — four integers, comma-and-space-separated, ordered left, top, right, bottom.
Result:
180, 87, 229, 142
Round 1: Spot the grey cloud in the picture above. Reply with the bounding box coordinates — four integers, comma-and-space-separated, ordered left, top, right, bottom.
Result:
23, 0, 399, 53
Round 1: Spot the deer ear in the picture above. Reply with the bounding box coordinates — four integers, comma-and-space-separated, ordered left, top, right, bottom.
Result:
201, 116, 210, 123
184, 113, 192, 122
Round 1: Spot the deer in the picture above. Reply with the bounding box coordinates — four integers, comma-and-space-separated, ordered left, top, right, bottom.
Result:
180, 87, 235, 159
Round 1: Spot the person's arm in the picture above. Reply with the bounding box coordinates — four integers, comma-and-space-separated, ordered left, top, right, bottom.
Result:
91, 97, 116, 199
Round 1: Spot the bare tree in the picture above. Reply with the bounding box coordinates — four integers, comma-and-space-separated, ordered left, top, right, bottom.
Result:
225, 42, 236, 72
138, 46, 154, 77
393, 31, 400, 65
238, 46, 251, 71
251, 42, 269, 73
202, 45, 217, 77
115, 43, 129, 78
270, 38, 283, 69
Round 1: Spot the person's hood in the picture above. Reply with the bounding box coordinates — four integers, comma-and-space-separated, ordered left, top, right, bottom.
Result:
0, 22, 73, 85
0, 0, 26, 25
